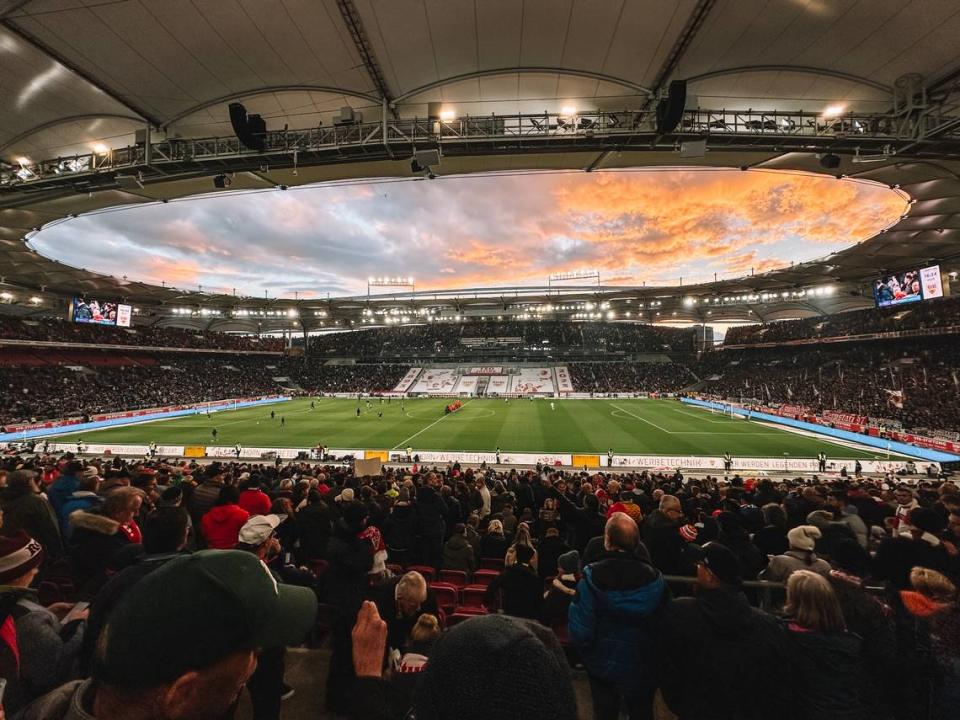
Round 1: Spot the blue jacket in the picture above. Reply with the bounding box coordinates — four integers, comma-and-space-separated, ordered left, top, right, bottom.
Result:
47, 474, 79, 515
568, 551, 666, 685
59, 492, 103, 539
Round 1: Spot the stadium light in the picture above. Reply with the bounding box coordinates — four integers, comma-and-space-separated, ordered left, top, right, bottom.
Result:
439, 108, 457, 122
90, 142, 110, 155
29, 296, 41, 304
822, 104, 845, 119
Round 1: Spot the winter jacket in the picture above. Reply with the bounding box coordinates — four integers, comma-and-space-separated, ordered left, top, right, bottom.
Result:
324, 519, 373, 613
67, 510, 139, 596
874, 534, 950, 590
296, 502, 334, 559
186, 479, 223, 526
58, 492, 102, 540
0, 486, 62, 558
238, 489, 272, 516
479, 533, 509, 561
659, 587, 790, 720
537, 535, 571, 580
752, 524, 788, 558
758, 549, 831, 582
568, 551, 666, 687
383, 503, 417, 554
46, 474, 79, 517
442, 534, 476, 577
553, 492, 606, 553
782, 621, 866, 720
641, 509, 687, 575
485, 563, 543, 620
414, 487, 447, 539
200, 504, 250, 550
0, 586, 84, 709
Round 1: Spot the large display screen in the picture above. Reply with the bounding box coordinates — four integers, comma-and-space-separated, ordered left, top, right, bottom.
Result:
873, 265, 943, 308
70, 297, 132, 327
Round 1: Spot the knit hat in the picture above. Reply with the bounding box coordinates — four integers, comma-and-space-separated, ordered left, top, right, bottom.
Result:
0, 531, 44, 584
679, 523, 698, 542
336, 487, 355, 503
82, 466, 100, 479
788, 525, 822, 552
93, 550, 317, 688
830, 538, 871, 577
413, 615, 577, 720
688, 541, 742, 586
557, 550, 579, 574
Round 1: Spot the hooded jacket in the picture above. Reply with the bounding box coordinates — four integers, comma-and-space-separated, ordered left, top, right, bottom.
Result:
414, 486, 447, 539
68, 510, 138, 594
200, 504, 250, 550
59, 492, 102, 539
383, 502, 417, 553
568, 551, 666, 686
659, 587, 790, 720
442, 533, 476, 576
758, 549, 831, 582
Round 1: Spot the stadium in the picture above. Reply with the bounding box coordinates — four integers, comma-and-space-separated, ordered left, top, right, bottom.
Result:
1, 1, 960, 719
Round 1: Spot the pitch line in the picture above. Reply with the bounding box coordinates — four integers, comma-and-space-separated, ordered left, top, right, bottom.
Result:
672, 407, 737, 424
608, 403, 673, 433
392, 399, 473, 450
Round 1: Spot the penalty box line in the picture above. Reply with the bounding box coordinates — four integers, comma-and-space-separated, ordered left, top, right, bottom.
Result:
608, 403, 674, 433
391, 399, 473, 450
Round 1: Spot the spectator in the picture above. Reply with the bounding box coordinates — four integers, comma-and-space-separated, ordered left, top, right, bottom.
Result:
753, 503, 789, 557
238, 475, 272, 516
296, 490, 333, 561
442, 523, 476, 578
200, 486, 250, 550
390, 613, 442, 717
826, 489, 868, 548
67, 487, 144, 595
781, 570, 865, 719
372, 571, 439, 656
504, 522, 538, 570
58, 472, 102, 539
0, 469, 62, 560
659, 542, 790, 720
485, 544, 542, 619
349, 604, 577, 720
541, 549, 579, 629
16, 550, 317, 720
479, 519, 509, 560
759, 525, 831, 582
569, 512, 667, 720
640, 494, 688, 574
414, 475, 447, 570
874, 507, 950, 589
537, 527, 571, 580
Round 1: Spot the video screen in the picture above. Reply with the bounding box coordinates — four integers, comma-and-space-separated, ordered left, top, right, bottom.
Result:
70, 297, 132, 327
873, 270, 922, 308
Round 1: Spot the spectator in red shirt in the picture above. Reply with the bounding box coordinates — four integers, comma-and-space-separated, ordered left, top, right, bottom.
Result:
238, 474, 272, 517
200, 486, 250, 550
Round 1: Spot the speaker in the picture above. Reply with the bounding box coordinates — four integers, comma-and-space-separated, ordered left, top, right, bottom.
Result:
228, 102, 266, 152
819, 153, 841, 169
656, 80, 687, 134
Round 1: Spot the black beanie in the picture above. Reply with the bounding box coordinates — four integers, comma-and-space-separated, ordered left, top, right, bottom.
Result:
413, 615, 577, 720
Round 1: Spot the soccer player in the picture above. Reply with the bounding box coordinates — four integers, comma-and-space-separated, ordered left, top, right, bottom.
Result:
356, 407, 361, 418
550, 401, 556, 411
211, 428, 218, 441
271, 410, 276, 421
377, 411, 383, 419
281, 416, 286, 428
310, 400, 315, 410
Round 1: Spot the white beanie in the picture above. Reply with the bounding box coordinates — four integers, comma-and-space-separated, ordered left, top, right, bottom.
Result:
788, 525, 821, 552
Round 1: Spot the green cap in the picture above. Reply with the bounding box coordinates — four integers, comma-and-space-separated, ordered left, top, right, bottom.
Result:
94, 550, 317, 688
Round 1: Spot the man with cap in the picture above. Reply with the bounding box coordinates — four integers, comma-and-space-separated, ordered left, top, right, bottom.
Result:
349, 602, 577, 720
658, 542, 790, 720
541, 549, 579, 628
17, 550, 317, 720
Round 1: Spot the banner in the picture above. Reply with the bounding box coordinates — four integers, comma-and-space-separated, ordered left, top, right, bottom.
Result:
487, 376, 509, 394
555, 366, 574, 393
465, 366, 504, 375
392, 368, 422, 393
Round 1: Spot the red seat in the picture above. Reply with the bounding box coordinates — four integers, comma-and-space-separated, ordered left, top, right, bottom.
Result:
307, 559, 329, 579
459, 585, 489, 610
405, 565, 437, 582
471, 569, 500, 588
479, 557, 505, 570
386, 563, 403, 576
429, 583, 459, 614
438, 569, 468, 587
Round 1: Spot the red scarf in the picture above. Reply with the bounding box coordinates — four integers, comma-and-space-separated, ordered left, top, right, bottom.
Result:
120, 520, 142, 544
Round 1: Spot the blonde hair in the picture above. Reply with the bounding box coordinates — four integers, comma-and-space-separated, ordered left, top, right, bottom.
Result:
487, 519, 503, 535
785, 570, 846, 633
513, 522, 533, 548
409, 613, 441, 645
910, 567, 957, 602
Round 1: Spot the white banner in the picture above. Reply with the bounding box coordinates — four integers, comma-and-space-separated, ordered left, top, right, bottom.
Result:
411, 369, 458, 394
392, 368, 422, 393
511, 368, 555, 395
487, 375, 509, 394
455, 376, 479, 395
465, 366, 504, 375
555, 366, 574, 393
501, 452, 571, 466
405, 451, 498, 464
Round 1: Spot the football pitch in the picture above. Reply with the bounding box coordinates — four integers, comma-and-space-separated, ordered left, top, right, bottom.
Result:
49, 397, 895, 460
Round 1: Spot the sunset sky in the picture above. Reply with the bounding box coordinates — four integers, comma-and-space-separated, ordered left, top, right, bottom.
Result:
29, 169, 905, 299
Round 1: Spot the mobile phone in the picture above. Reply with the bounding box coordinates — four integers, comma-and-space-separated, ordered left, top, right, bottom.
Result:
64, 601, 89, 624
0, 676, 7, 706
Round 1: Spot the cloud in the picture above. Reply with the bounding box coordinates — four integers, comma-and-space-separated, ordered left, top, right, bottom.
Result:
29, 169, 904, 297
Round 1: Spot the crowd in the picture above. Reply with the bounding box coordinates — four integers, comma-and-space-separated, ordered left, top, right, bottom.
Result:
288, 362, 409, 395
0, 316, 285, 352
567, 361, 696, 393
700, 337, 960, 433
309, 321, 696, 358
1, 448, 958, 719
725, 296, 960, 346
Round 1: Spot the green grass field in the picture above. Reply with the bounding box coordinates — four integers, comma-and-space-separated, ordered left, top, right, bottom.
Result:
48, 397, 896, 459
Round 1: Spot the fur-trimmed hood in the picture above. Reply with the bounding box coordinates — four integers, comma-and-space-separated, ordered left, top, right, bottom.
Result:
69, 508, 120, 536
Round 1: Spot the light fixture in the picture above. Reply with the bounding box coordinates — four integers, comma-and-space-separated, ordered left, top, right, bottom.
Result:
822, 104, 845, 119
560, 105, 577, 118
90, 142, 110, 155
439, 108, 456, 122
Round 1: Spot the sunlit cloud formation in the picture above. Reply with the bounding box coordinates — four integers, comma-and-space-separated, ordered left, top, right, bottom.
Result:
29, 169, 904, 298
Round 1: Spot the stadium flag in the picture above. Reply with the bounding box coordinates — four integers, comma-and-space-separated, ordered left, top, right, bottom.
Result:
812, 384, 819, 396
952, 370, 959, 389
764, 384, 771, 400
922, 367, 928, 386
786, 385, 793, 399
884, 389, 904, 409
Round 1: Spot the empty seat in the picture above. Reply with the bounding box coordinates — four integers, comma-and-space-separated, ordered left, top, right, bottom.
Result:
471, 569, 500, 588
438, 569, 469, 587
405, 565, 437, 582
429, 583, 459, 614
479, 557, 505, 570
459, 585, 489, 610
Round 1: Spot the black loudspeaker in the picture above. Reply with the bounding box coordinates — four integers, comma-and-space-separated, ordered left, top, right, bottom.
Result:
655, 80, 687, 134
228, 102, 266, 152
819, 153, 841, 169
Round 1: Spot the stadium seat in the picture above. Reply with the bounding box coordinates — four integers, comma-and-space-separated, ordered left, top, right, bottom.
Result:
447, 609, 486, 627
405, 565, 437, 582
429, 583, 459, 614
479, 557, 505, 570
386, 563, 403, 576
438, 569, 469, 587
471, 569, 500, 587
459, 585, 489, 610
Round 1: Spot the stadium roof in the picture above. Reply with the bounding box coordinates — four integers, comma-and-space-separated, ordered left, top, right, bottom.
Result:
2, 0, 960, 332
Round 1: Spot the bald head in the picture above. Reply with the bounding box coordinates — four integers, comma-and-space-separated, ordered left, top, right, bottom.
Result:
604, 511, 640, 553
396, 571, 428, 616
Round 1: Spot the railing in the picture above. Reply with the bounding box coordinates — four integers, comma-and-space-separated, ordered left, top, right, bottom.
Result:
5, 107, 959, 189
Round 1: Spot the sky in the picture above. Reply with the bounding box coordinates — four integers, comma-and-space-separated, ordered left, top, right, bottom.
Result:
29, 168, 905, 299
